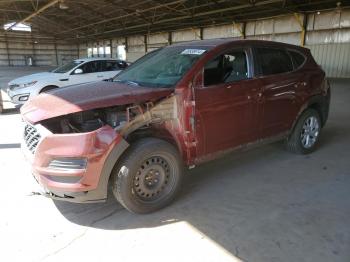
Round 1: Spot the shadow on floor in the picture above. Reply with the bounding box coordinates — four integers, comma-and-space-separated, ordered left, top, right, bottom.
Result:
53, 82, 350, 261
0, 108, 20, 115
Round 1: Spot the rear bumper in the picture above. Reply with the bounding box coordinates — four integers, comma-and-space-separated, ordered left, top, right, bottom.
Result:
23, 124, 129, 203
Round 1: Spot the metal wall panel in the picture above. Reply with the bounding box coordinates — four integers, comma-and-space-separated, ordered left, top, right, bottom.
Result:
148, 33, 168, 45
147, 32, 168, 50
127, 35, 145, 62
254, 19, 274, 35
112, 10, 350, 75
0, 31, 78, 66
172, 29, 201, 43
203, 24, 242, 39
306, 29, 350, 44
274, 15, 302, 33
307, 43, 350, 78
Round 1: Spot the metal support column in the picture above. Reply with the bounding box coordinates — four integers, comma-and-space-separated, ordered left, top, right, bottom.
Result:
4, 33, 10, 66
294, 13, 307, 46
144, 34, 148, 53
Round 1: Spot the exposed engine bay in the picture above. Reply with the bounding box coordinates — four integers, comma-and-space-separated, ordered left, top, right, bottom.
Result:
40, 96, 177, 137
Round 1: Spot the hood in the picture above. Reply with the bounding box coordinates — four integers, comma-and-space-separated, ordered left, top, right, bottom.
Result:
9, 72, 60, 85
21, 81, 174, 124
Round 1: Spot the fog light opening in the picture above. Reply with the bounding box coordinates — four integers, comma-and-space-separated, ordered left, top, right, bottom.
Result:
48, 158, 88, 170
19, 95, 29, 101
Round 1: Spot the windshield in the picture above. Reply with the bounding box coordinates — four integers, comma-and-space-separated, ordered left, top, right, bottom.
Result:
52, 60, 82, 73
114, 46, 208, 88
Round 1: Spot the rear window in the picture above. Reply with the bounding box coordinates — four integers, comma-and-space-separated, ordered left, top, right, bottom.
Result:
256, 48, 293, 76
289, 50, 306, 69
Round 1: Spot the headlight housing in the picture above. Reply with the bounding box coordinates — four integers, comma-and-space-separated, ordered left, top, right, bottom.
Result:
21, 81, 38, 88
10, 81, 38, 90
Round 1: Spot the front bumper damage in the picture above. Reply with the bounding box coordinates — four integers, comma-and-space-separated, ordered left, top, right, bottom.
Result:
23, 124, 129, 203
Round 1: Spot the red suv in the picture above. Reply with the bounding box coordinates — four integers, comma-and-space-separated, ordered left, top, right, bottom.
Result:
21, 39, 330, 213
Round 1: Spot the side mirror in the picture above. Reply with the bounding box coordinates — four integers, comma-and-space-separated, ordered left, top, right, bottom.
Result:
73, 68, 83, 74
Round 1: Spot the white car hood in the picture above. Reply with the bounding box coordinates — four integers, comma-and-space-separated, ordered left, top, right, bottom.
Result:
9, 72, 61, 85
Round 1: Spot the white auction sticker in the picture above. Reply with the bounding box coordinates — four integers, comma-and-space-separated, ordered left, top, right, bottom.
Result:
181, 49, 206, 55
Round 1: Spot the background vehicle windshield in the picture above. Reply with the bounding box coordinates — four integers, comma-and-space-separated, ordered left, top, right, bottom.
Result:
115, 46, 208, 87
52, 60, 82, 73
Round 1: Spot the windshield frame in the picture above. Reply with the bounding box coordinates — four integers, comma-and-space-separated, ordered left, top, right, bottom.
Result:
51, 60, 83, 74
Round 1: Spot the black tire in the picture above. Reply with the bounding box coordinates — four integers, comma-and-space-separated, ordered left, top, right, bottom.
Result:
40, 85, 58, 93
286, 108, 322, 154
112, 138, 183, 214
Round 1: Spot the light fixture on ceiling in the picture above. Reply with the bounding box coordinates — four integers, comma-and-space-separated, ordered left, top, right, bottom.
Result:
59, 0, 69, 10
336, 2, 342, 13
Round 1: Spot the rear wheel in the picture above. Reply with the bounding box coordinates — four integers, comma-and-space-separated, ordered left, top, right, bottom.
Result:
112, 138, 183, 214
286, 109, 321, 154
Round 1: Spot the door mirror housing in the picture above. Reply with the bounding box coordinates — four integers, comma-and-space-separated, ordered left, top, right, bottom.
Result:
73, 68, 83, 74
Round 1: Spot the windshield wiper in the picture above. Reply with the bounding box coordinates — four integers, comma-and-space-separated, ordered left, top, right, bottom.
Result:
114, 79, 139, 86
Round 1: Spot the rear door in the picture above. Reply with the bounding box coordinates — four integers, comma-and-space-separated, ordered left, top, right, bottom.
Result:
99, 60, 122, 79
254, 47, 302, 138
194, 48, 261, 157
69, 61, 101, 84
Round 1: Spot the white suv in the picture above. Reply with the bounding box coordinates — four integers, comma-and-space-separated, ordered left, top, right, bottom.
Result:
7, 58, 128, 105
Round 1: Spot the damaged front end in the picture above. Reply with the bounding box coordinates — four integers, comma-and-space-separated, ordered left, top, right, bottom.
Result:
39, 95, 177, 137
22, 94, 181, 203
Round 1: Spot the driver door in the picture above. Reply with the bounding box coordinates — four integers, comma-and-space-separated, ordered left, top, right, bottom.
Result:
194, 48, 261, 158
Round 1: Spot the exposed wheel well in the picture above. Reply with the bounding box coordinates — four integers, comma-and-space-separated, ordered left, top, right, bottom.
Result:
40, 85, 59, 93
106, 131, 183, 197
308, 102, 324, 125
126, 127, 181, 154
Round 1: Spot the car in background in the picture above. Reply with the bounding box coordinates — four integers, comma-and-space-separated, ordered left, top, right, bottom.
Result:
7, 58, 128, 105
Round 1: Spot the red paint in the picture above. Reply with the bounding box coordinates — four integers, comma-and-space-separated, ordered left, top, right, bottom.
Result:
21, 39, 329, 202
30, 125, 120, 192
21, 81, 173, 124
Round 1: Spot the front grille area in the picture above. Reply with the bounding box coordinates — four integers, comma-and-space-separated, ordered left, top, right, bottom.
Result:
24, 124, 41, 154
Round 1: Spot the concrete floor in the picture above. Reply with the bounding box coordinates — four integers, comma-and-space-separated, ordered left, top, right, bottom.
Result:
0, 74, 349, 261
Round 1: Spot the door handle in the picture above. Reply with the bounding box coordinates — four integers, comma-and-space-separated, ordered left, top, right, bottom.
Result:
97, 75, 104, 78
226, 85, 232, 89
258, 92, 262, 97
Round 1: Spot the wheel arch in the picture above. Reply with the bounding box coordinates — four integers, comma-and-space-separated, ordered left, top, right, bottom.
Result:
125, 126, 185, 161
292, 93, 329, 132
39, 85, 59, 93
100, 128, 184, 199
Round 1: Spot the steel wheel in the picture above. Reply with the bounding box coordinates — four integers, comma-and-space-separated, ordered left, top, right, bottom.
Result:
112, 138, 183, 213
133, 156, 173, 202
300, 116, 320, 149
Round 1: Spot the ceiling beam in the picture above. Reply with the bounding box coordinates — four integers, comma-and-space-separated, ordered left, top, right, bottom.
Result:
5, 0, 58, 31
58, 0, 187, 34
88, 0, 283, 37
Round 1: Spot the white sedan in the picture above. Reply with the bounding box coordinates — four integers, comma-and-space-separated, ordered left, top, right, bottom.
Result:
7, 58, 128, 105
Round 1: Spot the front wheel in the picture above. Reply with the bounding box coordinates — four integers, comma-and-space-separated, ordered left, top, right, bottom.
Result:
286, 108, 321, 154
112, 138, 183, 214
